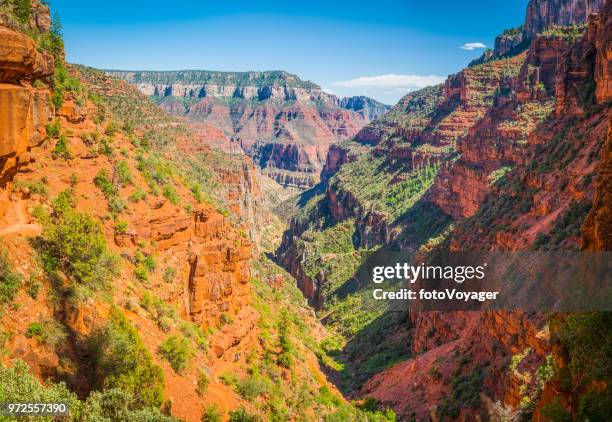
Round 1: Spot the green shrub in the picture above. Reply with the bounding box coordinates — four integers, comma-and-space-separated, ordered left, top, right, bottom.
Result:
25, 322, 44, 338
116, 160, 133, 186
542, 398, 573, 422
140, 292, 177, 331
52, 134, 71, 160
108, 196, 127, 214
437, 366, 485, 419
237, 373, 268, 401
25, 320, 66, 347
25, 276, 41, 299
136, 153, 175, 187
0, 372, 173, 422
39, 196, 119, 286
276, 311, 293, 368
115, 220, 128, 234
45, 120, 61, 138
0, 250, 22, 304
196, 369, 209, 396
0, 360, 79, 412
129, 188, 147, 202
88, 307, 165, 408
13, 180, 48, 196
219, 372, 238, 387
98, 137, 114, 156
179, 321, 208, 350
191, 184, 204, 203
158, 335, 194, 374
555, 312, 611, 387
162, 267, 176, 283
201, 404, 223, 422
228, 407, 259, 422
94, 169, 116, 198
105, 121, 121, 136
143, 255, 156, 271
134, 265, 148, 282
81, 388, 177, 421
12, 0, 32, 25
50, 64, 82, 110
163, 184, 179, 205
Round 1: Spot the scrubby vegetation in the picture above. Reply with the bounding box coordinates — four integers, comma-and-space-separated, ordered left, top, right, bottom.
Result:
542, 312, 612, 421
232, 256, 398, 421
36, 191, 120, 290
542, 24, 587, 41
158, 334, 194, 374
88, 307, 166, 408
437, 366, 486, 420
331, 157, 439, 219
0, 250, 23, 305
0, 359, 176, 421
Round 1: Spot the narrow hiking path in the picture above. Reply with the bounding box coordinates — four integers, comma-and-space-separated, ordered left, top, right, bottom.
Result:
0, 200, 42, 237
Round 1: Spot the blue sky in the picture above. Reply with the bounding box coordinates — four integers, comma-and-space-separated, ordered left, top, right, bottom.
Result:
52, 0, 529, 104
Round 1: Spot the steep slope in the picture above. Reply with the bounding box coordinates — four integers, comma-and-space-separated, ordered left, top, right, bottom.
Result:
0, 5, 398, 422
523, 0, 604, 38
277, 0, 612, 420
109, 69, 389, 189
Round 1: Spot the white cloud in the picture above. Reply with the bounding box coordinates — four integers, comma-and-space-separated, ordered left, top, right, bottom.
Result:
461, 42, 487, 50
334, 74, 446, 90
328, 73, 446, 104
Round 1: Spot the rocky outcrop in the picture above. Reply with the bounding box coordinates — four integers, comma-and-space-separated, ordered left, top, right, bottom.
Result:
321, 144, 358, 181
429, 53, 530, 219
594, 0, 612, 102
0, 27, 53, 82
523, 0, 604, 38
494, 28, 526, 57
582, 105, 612, 252
187, 208, 252, 326
0, 0, 50, 33
338, 96, 390, 120
582, 1, 612, 251
0, 25, 54, 216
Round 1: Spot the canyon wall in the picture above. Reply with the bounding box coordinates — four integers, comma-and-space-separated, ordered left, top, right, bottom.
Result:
110, 70, 389, 188
279, 0, 611, 420
524, 0, 604, 38
0, 23, 54, 216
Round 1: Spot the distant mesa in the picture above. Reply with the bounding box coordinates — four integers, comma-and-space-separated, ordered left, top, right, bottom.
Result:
108, 69, 390, 188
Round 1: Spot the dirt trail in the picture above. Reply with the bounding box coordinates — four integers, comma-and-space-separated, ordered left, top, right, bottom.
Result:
0, 200, 41, 237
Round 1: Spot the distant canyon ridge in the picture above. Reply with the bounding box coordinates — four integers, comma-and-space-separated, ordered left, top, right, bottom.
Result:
108, 69, 390, 188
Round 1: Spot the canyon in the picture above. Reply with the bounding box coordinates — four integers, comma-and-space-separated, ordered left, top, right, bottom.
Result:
278, 0, 612, 420
108, 69, 389, 189
0, 0, 610, 421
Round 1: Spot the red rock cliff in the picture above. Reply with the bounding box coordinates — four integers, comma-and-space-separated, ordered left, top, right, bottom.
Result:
523, 0, 604, 38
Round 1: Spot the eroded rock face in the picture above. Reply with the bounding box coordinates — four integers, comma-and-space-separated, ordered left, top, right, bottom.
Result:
339, 96, 391, 120
0, 25, 54, 216
523, 0, 604, 38
494, 30, 525, 57
281, 1, 610, 419
582, 2, 612, 251
582, 113, 612, 250
124, 197, 253, 329
594, 0, 612, 102
321, 144, 357, 181
109, 70, 384, 188
0, 27, 53, 82
188, 208, 252, 327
